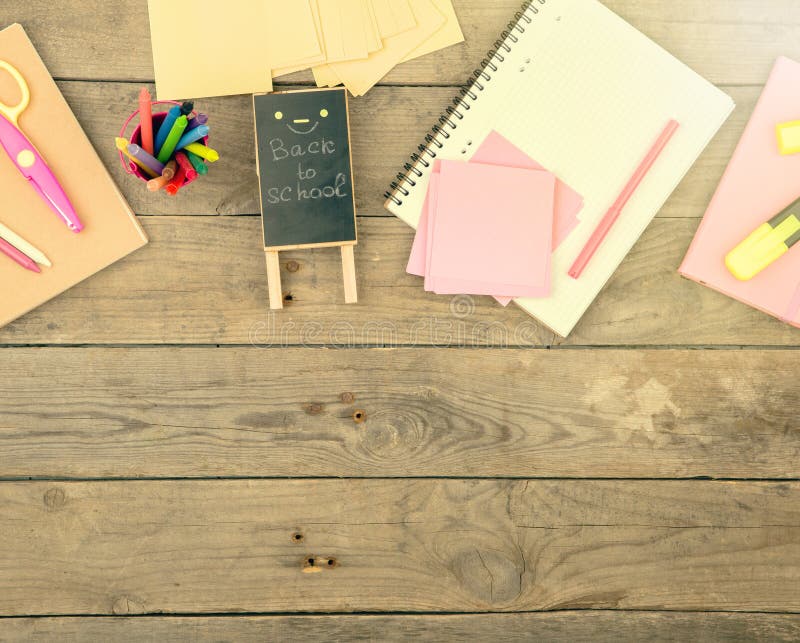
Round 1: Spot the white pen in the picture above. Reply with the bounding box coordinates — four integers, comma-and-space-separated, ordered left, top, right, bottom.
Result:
0, 221, 51, 267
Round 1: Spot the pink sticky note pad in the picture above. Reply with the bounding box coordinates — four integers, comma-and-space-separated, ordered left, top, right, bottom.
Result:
471, 131, 583, 248
424, 160, 556, 298
407, 132, 583, 303
419, 172, 541, 301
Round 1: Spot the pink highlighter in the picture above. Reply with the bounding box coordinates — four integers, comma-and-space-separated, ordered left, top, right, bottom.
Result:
0, 60, 83, 233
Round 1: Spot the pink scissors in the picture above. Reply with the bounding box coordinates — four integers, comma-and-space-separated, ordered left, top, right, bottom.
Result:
0, 60, 83, 233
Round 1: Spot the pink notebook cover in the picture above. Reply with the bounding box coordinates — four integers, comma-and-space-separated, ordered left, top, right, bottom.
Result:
679, 56, 800, 328
424, 160, 555, 298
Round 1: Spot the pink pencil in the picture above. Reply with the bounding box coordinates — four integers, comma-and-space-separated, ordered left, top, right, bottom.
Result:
0, 236, 40, 273
569, 119, 680, 279
139, 87, 154, 156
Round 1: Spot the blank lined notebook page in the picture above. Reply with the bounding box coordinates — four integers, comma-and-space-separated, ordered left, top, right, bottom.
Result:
385, 0, 734, 337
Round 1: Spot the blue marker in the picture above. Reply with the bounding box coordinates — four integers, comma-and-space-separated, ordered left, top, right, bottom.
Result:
155, 101, 193, 153
175, 125, 210, 152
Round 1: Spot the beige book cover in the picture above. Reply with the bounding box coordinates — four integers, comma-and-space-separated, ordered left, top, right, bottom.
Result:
0, 23, 148, 330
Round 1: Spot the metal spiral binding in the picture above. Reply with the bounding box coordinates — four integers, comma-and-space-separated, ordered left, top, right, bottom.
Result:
385, 0, 546, 206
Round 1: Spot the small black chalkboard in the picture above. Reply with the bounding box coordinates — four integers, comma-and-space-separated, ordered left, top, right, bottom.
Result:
254, 88, 357, 251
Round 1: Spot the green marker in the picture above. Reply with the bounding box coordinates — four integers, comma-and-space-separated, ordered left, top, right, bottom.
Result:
157, 114, 188, 164
186, 150, 209, 176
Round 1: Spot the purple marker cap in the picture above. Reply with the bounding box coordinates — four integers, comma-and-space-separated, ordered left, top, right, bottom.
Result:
185, 113, 209, 132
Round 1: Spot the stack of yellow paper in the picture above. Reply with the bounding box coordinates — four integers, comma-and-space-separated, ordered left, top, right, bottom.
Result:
148, 0, 464, 100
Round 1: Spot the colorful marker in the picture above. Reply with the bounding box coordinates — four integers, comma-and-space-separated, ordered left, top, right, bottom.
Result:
116, 137, 158, 178
127, 143, 165, 175
726, 195, 800, 280
186, 150, 209, 176
0, 236, 40, 273
139, 87, 154, 155
162, 159, 177, 180
174, 151, 198, 181
146, 160, 177, 192
185, 113, 208, 132
175, 125, 209, 152
155, 101, 193, 153
183, 171, 200, 189
157, 115, 188, 164
165, 164, 188, 196
184, 142, 219, 163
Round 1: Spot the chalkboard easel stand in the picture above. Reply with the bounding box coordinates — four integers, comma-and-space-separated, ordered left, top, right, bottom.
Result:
266, 244, 358, 310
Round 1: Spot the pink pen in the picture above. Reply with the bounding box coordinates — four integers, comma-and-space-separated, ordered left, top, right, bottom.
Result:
0, 60, 84, 233
569, 119, 679, 279
0, 236, 40, 273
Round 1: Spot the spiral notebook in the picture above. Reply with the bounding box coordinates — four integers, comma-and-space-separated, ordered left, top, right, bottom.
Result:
384, 0, 734, 337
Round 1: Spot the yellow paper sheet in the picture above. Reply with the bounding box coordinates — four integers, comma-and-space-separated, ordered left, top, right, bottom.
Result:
401, 0, 464, 62
148, 0, 273, 99
318, 0, 369, 63
275, 0, 379, 79
265, 0, 320, 69
330, 0, 444, 96
313, 64, 342, 88
373, 0, 417, 38
340, 0, 370, 61
364, 0, 384, 53
272, 0, 327, 77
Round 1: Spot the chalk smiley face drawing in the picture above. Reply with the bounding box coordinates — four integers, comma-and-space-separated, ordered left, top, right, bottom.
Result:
275, 107, 330, 135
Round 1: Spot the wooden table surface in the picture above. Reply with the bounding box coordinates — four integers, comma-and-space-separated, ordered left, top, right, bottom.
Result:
1, 1, 799, 641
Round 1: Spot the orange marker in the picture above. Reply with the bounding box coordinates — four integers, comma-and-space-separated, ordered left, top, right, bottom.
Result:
147, 160, 177, 192
165, 164, 188, 196
139, 88, 154, 156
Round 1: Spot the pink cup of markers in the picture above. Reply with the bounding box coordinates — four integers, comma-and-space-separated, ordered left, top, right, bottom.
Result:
116, 88, 220, 196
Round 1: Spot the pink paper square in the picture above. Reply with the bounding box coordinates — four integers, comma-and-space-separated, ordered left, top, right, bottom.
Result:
424, 160, 555, 298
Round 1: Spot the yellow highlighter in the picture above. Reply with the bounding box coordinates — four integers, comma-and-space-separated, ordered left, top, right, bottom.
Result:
777, 120, 800, 155
726, 196, 800, 280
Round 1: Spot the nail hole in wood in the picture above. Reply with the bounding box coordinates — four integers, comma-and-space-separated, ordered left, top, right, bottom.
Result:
292, 532, 304, 543
284, 293, 294, 303
308, 557, 315, 566
327, 558, 337, 567
353, 409, 367, 424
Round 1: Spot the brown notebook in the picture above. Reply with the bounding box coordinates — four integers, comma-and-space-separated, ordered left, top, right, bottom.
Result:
0, 23, 147, 329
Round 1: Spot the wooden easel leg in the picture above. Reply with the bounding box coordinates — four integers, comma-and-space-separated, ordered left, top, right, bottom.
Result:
340, 245, 358, 304
265, 251, 283, 310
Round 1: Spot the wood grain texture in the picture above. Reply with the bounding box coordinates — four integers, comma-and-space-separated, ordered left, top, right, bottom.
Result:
0, 480, 798, 614
4, 613, 800, 642
2, 1, 799, 86
56, 80, 753, 218
1, 347, 797, 479
0, 0, 799, 626
1, 217, 797, 346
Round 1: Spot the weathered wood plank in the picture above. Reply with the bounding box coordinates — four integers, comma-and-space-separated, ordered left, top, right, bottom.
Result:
2, 1, 798, 86
60, 80, 752, 218
0, 480, 798, 614
1, 217, 797, 346
1, 347, 797, 479
4, 613, 800, 642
